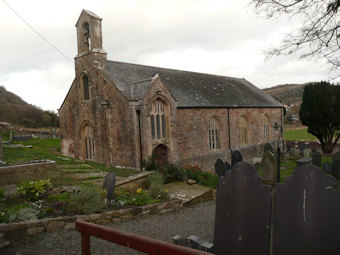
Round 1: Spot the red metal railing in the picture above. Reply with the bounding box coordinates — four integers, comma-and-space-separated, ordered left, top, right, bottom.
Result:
75, 220, 213, 255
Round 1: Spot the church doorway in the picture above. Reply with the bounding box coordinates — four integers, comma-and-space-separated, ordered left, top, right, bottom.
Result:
153, 144, 168, 164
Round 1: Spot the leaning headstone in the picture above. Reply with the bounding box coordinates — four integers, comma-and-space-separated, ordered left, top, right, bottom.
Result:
231, 150, 243, 168
264, 143, 274, 154
322, 162, 332, 174
215, 159, 227, 177
262, 151, 277, 185
103, 172, 116, 204
303, 148, 312, 158
312, 152, 322, 167
332, 160, 340, 179
333, 152, 340, 164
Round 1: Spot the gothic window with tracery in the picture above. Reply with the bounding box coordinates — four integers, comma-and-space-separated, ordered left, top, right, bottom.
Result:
209, 117, 220, 150
150, 100, 166, 140
82, 124, 94, 160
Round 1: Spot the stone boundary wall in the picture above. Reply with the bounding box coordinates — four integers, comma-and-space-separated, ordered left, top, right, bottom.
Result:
0, 199, 183, 243
0, 160, 56, 186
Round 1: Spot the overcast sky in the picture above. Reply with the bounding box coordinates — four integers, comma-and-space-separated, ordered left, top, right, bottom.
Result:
0, 0, 334, 112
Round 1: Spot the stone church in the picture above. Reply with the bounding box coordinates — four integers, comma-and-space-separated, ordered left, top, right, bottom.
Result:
59, 10, 283, 171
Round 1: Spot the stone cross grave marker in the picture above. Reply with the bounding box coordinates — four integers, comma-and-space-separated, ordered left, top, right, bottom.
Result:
312, 152, 322, 167
231, 150, 242, 168
332, 160, 340, 179
322, 161, 332, 174
103, 172, 116, 204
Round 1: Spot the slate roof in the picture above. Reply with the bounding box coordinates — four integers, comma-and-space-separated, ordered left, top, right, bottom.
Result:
106, 60, 282, 108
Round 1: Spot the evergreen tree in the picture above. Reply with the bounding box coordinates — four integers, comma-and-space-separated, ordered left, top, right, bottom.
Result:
299, 82, 340, 153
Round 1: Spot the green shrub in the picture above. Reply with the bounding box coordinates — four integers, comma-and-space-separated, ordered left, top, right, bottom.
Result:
184, 165, 218, 189
145, 172, 164, 188
67, 189, 105, 214
9, 207, 39, 222
0, 188, 5, 204
18, 179, 53, 201
145, 172, 169, 200
141, 153, 159, 171
47, 192, 70, 203
160, 163, 184, 184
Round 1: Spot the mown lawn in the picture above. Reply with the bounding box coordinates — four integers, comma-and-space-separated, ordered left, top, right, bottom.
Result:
284, 128, 317, 141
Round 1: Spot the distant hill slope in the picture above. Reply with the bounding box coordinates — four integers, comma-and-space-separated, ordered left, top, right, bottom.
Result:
0, 86, 58, 128
263, 83, 309, 105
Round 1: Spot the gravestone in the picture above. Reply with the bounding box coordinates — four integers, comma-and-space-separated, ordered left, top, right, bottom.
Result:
286, 144, 291, 153
224, 161, 231, 172
273, 164, 340, 255
303, 148, 312, 158
213, 162, 272, 255
332, 160, 340, 179
264, 143, 274, 154
312, 152, 322, 167
299, 142, 307, 156
103, 172, 116, 204
261, 150, 277, 185
231, 150, 242, 168
289, 148, 300, 159
215, 159, 227, 177
311, 148, 317, 154
333, 152, 340, 164
172, 235, 213, 252
322, 162, 332, 174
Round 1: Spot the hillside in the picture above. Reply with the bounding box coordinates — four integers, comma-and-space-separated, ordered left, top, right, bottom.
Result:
263, 83, 309, 105
0, 86, 58, 128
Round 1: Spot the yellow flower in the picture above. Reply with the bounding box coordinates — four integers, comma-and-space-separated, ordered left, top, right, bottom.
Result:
137, 188, 142, 193
165, 189, 168, 193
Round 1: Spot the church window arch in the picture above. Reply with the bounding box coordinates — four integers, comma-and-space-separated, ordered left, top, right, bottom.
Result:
150, 99, 167, 140
238, 115, 248, 145
81, 123, 94, 160
209, 117, 220, 150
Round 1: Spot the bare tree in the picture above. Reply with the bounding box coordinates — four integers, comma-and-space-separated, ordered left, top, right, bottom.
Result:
251, 0, 340, 69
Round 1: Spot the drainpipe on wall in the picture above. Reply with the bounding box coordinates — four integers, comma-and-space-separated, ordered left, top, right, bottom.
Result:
227, 108, 232, 160
136, 110, 143, 170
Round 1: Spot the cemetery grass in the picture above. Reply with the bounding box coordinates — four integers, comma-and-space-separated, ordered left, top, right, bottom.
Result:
284, 128, 317, 141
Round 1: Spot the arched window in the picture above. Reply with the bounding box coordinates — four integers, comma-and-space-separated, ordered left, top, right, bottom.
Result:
82, 123, 94, 160
263, 114, 269, 142
150, 99, 166, 140
238, 115, 248, 145
209, 117, 220, 150
83, 22, 91, 50
83, 75, 89, 100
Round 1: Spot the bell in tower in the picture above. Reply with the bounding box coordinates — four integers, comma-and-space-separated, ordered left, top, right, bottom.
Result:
75, 9, 106, 56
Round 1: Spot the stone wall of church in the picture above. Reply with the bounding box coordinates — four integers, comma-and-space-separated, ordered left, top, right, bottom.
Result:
176, 107, 283, 171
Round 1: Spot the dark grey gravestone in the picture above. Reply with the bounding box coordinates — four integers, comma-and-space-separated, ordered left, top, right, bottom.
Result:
262, 151, 277, 185
299, 142, 307, 156
322, 162, 332, 174
215, 159, 227, 177
273, 164, 340, 255
332, 160, 340, 179
286, 144, 291, 152
213, 162, 272, 255
333, 152, 340, 164
312, 152, 322, 167
296, 157, 312, 166
231, 150, 243, 168
264, 143, 274, 153
224, 161, 231, 171
311, 148, 318, 154
102, 172, 116, 203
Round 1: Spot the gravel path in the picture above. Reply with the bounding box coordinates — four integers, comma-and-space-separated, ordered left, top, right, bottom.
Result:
1, 200, 216, 255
